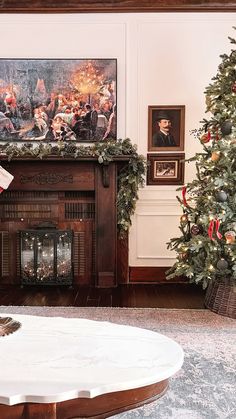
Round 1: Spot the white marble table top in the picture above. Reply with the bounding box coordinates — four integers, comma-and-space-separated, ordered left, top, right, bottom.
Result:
0, 313, 184, 406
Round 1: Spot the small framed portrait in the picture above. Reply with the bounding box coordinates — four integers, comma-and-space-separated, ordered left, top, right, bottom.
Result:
148, 105, 185, 151
147, 153, 185, 185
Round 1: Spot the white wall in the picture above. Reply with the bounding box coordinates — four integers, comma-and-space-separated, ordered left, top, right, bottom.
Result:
0, 13, 235, 267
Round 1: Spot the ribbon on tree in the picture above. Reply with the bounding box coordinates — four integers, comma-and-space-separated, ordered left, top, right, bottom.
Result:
208, 218, 222, 240
0, 166, 14, 194
182, 186, 188, 207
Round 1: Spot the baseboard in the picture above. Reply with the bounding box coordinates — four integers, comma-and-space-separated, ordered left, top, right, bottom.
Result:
129, 267, 187, 283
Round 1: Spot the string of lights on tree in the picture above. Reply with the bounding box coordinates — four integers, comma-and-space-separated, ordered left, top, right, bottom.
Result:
167, 29, 236, 288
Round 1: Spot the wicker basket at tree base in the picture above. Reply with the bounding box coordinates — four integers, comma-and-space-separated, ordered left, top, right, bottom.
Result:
205, 278, 236, 319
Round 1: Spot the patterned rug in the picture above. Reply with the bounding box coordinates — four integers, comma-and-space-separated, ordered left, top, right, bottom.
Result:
0, 306, 235, 419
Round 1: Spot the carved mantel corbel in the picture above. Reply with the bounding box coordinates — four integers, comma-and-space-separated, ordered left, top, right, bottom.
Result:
102, 162, 110, 188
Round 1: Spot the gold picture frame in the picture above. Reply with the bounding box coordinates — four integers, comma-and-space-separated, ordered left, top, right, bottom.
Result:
148, 105, 185, 152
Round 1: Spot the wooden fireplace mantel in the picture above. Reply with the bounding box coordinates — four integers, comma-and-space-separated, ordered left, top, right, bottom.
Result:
0, 157, 129, 288
0, 155, 130, 188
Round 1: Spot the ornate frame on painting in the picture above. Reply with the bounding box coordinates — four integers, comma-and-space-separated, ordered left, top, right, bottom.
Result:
148, 105, 185, 152
0, 58, 117, 143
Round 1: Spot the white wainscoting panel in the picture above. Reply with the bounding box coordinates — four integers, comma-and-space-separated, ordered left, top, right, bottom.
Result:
129, 197, 182, 266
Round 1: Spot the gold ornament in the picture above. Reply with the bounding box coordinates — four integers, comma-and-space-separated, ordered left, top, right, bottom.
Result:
211, 151, 221, 161
180, 214, 188, 224
224, 231, 236, 244
200, 133, 210, 143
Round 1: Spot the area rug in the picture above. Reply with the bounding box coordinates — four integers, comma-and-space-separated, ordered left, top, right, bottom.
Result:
0, 306, 235, 419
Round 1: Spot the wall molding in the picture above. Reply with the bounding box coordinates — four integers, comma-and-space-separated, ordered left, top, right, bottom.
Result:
137, 198, 180, 206
1, 1, 236, 13
136, 255, 176, 260
136, 212, 180, 217
129, 266, 186, 283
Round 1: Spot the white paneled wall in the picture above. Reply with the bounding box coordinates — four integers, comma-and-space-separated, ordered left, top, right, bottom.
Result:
130, 196, 182, 266
0, 13, 235, 267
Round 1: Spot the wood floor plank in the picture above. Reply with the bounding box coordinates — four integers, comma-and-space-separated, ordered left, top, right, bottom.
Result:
73, 286, 92, 306
99, 289, 113, 307
0, 284, 205, 309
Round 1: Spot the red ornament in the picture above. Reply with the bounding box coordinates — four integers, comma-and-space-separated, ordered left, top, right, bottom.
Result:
232, 82, 236, 93
182, 186, 188, 207
215, 131, 220, 141
179, 252, 188, 261
208, 218, 222, 240
191, 224, 202, 235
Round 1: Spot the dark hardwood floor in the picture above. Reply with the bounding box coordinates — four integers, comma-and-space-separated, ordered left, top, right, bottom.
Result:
0, 283, 206, 309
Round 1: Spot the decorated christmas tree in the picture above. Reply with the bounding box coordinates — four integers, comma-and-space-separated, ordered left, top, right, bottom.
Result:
167, 30, 236, 317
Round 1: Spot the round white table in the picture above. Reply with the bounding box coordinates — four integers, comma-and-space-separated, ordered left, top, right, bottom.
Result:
0, 313, 184, 418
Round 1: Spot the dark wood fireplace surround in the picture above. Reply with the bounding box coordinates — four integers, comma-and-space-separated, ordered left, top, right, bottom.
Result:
0, 157, 129, 287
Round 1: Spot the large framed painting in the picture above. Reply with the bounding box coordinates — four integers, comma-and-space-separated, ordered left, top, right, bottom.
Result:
0, 59, 117, 143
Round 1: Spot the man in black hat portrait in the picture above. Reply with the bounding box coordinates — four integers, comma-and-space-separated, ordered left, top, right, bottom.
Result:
152, 111, 176, 147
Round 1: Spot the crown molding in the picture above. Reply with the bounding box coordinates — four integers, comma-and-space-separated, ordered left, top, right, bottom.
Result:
0, 1, 236, 13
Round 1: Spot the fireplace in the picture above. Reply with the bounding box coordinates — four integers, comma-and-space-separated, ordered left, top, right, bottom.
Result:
0, 158, 128, 287
20, 225, 73, 286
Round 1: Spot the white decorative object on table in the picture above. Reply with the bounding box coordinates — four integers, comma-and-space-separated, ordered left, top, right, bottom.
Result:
0, 317, 21, 337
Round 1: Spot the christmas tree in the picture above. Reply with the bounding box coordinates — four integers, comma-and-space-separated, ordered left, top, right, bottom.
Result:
167, 29, 236, 291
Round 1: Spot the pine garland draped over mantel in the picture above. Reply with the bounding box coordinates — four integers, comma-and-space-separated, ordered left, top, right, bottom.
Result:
0, 138, 146, 236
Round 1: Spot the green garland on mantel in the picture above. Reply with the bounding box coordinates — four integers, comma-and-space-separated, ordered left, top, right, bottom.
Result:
0, 138, 146, 236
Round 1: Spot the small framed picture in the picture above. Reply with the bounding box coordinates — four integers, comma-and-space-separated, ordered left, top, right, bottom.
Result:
148, 105, 185, 151
147, 153, 185, 185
